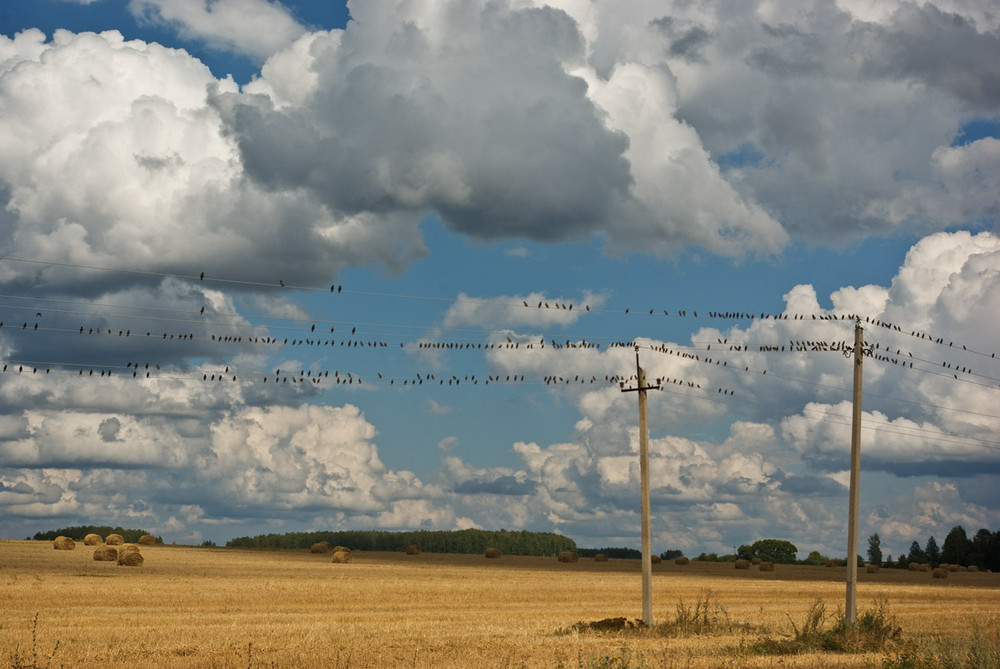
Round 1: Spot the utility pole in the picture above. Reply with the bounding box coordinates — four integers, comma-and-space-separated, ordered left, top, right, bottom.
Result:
621, 348, 661, 626
844, 320, 867, 626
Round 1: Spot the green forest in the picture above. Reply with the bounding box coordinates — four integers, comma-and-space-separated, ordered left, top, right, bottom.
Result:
226, 528, 577, 555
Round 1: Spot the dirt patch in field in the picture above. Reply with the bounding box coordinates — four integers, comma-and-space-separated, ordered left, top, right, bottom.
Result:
564, 617, 647, 633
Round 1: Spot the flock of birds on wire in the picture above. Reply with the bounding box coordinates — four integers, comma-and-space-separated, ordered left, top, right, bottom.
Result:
0, 274, 997, 397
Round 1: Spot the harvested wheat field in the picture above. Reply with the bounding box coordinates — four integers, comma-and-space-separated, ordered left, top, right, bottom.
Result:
1, 540, 998, 669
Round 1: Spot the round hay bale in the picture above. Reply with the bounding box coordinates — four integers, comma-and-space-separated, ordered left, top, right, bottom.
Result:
118, 550, 144, 567
84, 533, 102, 546
932, 568, 948, 579
331, 550, 352, 564
93, 546, 118, 561
734, 559, 751, 570
825, 559, 835, 567
105, 533, 124, 546
675, 556, 690, 565
484, 547, 501, 558
759, 561, 775, 572
651, 555, 662, 564
919, 563, 931, 572
751, 557, 762, 566
967, 565, 979, 573
137, 535, 156, 546
557, 551, 578, 563
53, 536, 75, 550
947, 564, 961, 572
594, 553, 609, 562
866, 564, 880, 574
405, 544, 421, 555
908, 562, 923, 571
310, 541, 332, 554
332, 545, 351, 554
118, 543, 141, 555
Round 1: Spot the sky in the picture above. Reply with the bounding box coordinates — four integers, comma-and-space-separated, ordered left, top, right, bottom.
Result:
0, 0, 997, 560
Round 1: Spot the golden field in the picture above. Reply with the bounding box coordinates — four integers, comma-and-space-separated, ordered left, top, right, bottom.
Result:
1, 539, 998, 668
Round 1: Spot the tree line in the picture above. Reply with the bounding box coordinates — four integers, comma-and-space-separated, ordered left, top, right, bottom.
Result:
867, 526, 1000, 570
226, 528, 577, 556
33, 525, 161, 544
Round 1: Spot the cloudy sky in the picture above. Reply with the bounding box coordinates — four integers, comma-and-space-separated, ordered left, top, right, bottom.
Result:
0, 0, 997, 559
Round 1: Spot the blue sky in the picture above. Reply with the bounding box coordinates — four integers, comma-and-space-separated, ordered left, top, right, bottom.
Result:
0, 0, 997, 560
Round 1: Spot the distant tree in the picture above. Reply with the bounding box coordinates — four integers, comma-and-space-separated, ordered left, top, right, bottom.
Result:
925, 536, 941, 566
884, 554, 894, 568
751, 539, 798, 564
802, 550, 827, 565
660, 549, 683, 560
907, 540, 927, 565
969, 529, 993, 570
867, 533, 883, 566
737, 544, 754, 561
941, 526, 971, 566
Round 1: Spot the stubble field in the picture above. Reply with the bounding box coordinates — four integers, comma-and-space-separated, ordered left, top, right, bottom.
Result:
1, 540, 998, 668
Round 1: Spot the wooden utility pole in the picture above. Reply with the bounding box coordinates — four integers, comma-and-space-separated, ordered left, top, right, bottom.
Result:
845, 320, 865, 626
621, 348, 660, 626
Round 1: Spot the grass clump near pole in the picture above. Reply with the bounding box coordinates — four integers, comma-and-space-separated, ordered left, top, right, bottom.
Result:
745, 598, 902, 656
670, 591, 744, 636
